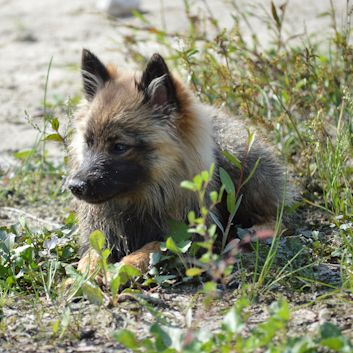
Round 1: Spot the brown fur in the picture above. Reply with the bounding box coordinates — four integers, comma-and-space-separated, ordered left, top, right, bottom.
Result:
68, 50, 292, 272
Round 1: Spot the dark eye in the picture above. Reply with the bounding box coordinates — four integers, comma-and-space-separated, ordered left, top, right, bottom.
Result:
113, 143, 130, 154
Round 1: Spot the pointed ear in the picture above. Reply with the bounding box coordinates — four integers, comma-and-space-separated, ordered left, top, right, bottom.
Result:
139, 53, 178, 109
81, 49, 111, 101
147, 74, 178, 107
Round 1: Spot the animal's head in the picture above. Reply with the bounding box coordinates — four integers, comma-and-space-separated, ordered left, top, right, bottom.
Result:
68, 49, 214, 207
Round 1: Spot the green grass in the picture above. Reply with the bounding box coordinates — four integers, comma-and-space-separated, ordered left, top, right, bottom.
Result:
0, 0, 352, 352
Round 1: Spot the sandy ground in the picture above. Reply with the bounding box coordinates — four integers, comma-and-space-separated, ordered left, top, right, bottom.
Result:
0, 0, 347, 164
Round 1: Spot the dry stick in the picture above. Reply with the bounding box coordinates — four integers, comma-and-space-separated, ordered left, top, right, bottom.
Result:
0, 207, 61, 228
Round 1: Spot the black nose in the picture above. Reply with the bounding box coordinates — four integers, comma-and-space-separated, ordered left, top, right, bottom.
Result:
68, 179, 88, 197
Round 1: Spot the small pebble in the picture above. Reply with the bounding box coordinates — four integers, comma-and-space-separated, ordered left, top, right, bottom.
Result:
318, 308, 331, 323
96, 0, 140, 17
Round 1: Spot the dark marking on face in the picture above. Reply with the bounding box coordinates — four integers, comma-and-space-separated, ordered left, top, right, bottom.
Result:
69, 120, 154, 204
68, 149, 149, 203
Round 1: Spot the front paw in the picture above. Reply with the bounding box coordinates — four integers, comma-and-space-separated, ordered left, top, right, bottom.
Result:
121, 241, 161, 272
77, 249, 100, 275
63, 250, 101, 291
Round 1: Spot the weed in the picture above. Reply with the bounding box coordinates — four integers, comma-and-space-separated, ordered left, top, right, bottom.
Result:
0, 214, 77, 294
115, 297, 353, 353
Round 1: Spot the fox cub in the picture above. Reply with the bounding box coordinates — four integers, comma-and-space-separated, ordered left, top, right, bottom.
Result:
68, 49, 289, 272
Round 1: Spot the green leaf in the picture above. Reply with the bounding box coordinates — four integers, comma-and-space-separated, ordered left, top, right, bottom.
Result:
168, 220, 189, 242
114, 329, 139, 349
178, 240, 192, 253
247, 130, 256, 152
219, 167, 235, 194
165, 237, 181, 254
51, 117, 59, 131
186, 48, 199, 58
276, 300, 290, 321
269, 300, 290, 324
180, 180, 197, 192
131, 10, 149, 24
150, 323, 172, 350
193, 174, 203, 190
101, 248, 110, 261
89, 230, 105, 252
232, 194, 243, 218
43, 133, 63, 142
52, 319, 60, 335
223, 306, 244, 334
187, 211, 196, 224
110, 276, 121, 297
320, 322, 342, 338
200, 206, 208, 217
13, 244, 32, 256
160, 325, 184, 351
209, 211, 224, 234
223, 150, 241, 169
154, 275, 176, 284
209, 162, 215, 177
320, 337, 344, 350
82, 281, 104, 305
65, 212, 76, 226
286, 337, 315, 353
203, 281, 217, 293
271, 1, 281, 30
150, 251, 162, 266
209, 191, 218, 204
110, 263, 141, 297
208, 224, 217, 238
120, 264, 141, 280
14, 149, 33, 160
59, 308, 71, 339
186, 267, 203, 277
226, 192, 236, 214
6, 276, 15, 287
201, 170, 209, 182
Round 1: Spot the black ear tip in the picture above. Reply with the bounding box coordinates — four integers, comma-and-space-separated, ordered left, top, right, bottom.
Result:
144, 53, 169, 75
82, 48, 96, 62
151, 53, 164, 60
80, 49, 110, 100
82, 48, 90, 57
149, 53, 167, 66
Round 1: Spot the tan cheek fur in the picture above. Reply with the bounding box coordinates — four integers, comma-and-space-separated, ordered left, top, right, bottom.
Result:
138, 76, 216, 184
148, 134, 185, 181
172, 77, 216, 175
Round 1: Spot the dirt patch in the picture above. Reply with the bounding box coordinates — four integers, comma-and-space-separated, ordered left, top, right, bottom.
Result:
1, 287, 352, 353
0, 0, 346, 156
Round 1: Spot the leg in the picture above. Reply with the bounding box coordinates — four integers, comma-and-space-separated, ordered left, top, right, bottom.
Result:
64, 249, 100, 289
239, 221, 279, 248
121, 241, 161, 272
65, 241, 160, 290
77, 241, 160, 275
77, 249, 100, 275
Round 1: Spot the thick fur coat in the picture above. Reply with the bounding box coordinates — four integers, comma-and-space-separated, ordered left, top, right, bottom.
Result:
68, 50, 289, 264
